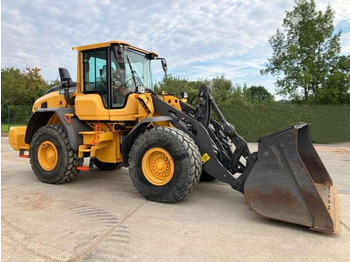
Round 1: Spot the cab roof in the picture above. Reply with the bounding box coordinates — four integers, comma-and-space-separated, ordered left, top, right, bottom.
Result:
72, 40, 158, 57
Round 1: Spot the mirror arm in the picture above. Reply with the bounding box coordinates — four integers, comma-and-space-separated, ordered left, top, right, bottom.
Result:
155, 57, 168, 74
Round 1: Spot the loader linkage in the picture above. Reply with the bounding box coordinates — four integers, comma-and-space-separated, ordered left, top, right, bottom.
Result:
153, 85, 340, 233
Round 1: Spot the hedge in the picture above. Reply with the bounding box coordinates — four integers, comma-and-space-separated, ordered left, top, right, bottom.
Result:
2, 103, 349, 143
220, 102, 350, 143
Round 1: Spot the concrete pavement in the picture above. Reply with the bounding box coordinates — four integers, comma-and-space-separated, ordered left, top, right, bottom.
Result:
2, 137, 350, 261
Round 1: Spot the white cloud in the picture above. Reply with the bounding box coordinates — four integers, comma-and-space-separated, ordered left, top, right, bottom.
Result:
341, 32, 350, 54
317, 0, 350, 25
1, 0, 349, 94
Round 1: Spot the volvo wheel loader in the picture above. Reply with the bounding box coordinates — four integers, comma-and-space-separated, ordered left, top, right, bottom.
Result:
9, 41, 340, 233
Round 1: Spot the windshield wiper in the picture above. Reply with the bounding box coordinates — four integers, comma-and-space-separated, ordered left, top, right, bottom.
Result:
126, 55, 144, 92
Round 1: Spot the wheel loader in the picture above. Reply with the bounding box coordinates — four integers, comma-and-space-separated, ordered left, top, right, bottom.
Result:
9, 41, 340, 233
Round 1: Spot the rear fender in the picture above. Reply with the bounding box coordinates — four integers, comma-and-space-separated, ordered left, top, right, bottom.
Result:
25, 108, 91, 151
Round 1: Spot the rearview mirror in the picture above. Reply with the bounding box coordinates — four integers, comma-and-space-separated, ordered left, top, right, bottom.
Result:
156, 58, 168, 74
161, 59, 168, 74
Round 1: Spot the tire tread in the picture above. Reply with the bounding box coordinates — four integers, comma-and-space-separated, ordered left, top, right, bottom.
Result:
30, 125, 79, 184
128, 127, 201, 203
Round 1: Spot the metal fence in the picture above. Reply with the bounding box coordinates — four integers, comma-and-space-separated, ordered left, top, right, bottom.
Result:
1, 105, 33, 131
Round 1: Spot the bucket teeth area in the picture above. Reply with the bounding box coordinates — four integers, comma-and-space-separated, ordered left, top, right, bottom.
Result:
313, 184, 340, 233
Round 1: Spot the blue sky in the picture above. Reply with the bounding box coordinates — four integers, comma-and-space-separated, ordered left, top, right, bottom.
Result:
2, 0, 350, 98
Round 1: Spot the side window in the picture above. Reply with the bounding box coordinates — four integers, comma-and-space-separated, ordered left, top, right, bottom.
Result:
83, 49, 108, 95
111, 60, 128, 108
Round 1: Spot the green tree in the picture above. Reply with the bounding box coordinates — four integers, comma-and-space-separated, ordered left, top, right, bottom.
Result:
261, 0, 342, 102
211, 75, 234, 103
48, 79, 61, 88
155, 74, 276, 105
323, 55, 350, 103
248, 86, 274, 102
1, 67, 48, 106
154, 74, 208, 102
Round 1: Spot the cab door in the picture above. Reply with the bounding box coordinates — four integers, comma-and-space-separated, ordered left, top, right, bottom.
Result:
75, 48, 110, 120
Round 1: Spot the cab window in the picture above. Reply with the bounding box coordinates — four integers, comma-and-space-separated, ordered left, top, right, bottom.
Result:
110, 48, 153, 108
83, 49, 108, 107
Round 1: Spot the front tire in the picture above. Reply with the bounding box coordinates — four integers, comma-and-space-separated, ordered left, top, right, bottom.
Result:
29, 125, 80, 184
128, 127, 201, 203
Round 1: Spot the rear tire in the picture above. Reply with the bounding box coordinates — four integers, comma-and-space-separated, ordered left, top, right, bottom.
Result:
94, 158, 122, 171
29, 125, 80, 184
128, 127, 201, 203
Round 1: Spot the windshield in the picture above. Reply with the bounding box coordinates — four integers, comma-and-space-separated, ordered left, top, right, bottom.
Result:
110, 48, 153, 107
111, 48, 153, 91
110, 48, 153, 108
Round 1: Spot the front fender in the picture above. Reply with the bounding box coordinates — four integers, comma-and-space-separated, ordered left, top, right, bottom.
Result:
121, 116, 173, 166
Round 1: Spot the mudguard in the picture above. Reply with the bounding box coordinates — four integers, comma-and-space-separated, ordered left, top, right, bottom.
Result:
25, 108, 91, 151
121, 116, 173, 166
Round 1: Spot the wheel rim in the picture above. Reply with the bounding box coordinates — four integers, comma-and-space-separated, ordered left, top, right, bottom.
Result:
142, 147, 174, 186
37, 140, 58, 171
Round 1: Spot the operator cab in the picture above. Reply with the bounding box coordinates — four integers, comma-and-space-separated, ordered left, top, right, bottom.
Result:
74, 41, 161, 109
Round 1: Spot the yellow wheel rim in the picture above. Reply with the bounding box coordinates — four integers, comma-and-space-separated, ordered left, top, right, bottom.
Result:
142, 147, 174, 186
37, 140, 58, 171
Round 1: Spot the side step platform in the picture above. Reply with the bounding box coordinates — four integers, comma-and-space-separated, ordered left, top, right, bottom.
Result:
77, 126, 113, 171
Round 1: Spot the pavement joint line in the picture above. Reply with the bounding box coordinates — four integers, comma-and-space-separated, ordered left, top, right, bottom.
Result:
2, 215, 30, 237
71, 209, 112, 215
2, 215, 62, 262
340, 221, 350, 232
66, 200, 147, 262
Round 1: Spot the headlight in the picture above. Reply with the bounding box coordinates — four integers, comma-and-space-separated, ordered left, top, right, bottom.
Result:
138, 86, 145, 93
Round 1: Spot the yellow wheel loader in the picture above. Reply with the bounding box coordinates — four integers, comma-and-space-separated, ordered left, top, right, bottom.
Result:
9, 41, 340, 233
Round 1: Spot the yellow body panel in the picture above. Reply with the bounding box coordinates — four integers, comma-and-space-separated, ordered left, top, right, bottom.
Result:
73, 40, 158, 57
161, 95, 182, 111
78, 129, 122, 163
75, 94, 109, 120
32, 91, 65, 112
136, 93, 154, 114
73, 40, 130, 51
151, 112, 172, 127
95, 132, 122, 163
79, 142, 109, 159
75, 93, 156, 122
109, 94, 142, 121
80, 131, 113, 145
9, 126, 29, 151
48, 114, 62, 125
